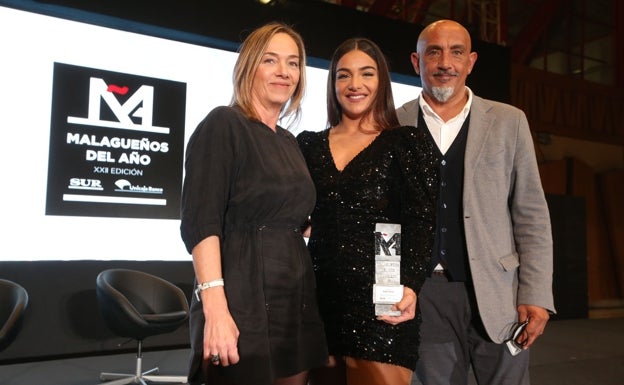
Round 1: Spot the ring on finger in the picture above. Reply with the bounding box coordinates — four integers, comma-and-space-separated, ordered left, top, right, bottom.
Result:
210, 353, 220, 363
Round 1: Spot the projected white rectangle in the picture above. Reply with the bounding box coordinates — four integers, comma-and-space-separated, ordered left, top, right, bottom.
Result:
0, 5, 421, 261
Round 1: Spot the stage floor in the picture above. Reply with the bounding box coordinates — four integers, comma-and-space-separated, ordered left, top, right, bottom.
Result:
1, 317, 623, 385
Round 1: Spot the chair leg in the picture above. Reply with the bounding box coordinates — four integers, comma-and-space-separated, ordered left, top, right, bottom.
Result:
98, 376, 137, 385
143, 374, 189, 383
100, 373, 133, 381
142, 366, 159, 375
99, 340, 187, 384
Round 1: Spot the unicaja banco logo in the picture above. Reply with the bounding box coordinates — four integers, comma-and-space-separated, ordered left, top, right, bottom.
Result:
67, 78, 170, 134
114, 179, 163, 194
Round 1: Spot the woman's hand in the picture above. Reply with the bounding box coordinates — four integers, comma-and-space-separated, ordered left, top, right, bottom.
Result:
192, 236, 240, 367
202, 288, 240, 367
377, 286, 417, 325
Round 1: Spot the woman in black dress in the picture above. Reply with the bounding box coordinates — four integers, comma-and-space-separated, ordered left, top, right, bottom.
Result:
180, 22, 328, 385
297, 38, 437, 385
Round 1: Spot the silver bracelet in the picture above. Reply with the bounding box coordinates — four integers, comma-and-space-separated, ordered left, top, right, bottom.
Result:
194, 278, 224, 301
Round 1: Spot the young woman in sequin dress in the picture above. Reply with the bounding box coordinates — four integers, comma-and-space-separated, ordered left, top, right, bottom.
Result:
297, 38, 438, 385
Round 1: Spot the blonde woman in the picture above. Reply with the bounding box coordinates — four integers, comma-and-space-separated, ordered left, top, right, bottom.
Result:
181, 22, 328, 385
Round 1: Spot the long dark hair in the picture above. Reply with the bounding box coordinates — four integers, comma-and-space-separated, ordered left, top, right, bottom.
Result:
326, 38, 399, 131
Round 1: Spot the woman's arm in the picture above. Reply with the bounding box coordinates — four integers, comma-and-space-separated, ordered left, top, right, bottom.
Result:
192, 236, 240, 367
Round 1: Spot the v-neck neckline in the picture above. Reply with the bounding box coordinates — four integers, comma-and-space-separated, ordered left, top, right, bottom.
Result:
325, 129, 382, 173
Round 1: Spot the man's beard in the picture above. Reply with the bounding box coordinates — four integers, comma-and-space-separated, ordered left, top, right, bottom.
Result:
431, 86, 454, 103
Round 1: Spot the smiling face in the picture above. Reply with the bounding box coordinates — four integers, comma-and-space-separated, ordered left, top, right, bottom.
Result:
334, 49, 379, 121
412, 20, 477, 105
251, 32, 301, 113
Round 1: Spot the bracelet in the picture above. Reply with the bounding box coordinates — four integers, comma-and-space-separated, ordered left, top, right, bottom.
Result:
194, 278, 224, 301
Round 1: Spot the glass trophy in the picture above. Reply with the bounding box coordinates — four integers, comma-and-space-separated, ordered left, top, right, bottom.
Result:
373, 223, 403, 316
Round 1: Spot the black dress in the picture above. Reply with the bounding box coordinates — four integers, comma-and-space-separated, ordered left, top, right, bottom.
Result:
181, 106, 328, 385
297, 126, 437, 370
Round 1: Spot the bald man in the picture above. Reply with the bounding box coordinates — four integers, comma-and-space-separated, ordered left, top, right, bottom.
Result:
397, 20, 555, 385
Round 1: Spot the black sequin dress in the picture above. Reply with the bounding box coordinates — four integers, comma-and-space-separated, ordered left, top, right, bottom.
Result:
297, 126, 438, 370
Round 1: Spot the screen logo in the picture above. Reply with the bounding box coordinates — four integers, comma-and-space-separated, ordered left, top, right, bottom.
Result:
67, 78, 170, 134
46, 63, 186, 219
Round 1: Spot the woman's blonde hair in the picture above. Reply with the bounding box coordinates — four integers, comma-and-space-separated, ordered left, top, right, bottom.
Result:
231, 22, 306, 127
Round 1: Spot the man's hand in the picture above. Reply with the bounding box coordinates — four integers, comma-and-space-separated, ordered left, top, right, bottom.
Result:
516, 304, 550, 349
